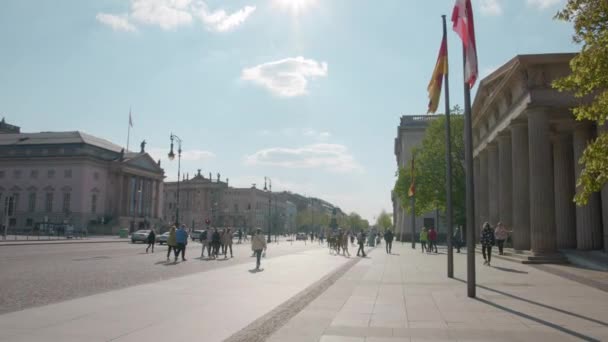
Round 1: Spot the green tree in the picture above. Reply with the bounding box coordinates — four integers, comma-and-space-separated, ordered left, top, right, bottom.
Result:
376, 210, 392, 231
553, 0, 608, 205
393, 108, 465, 226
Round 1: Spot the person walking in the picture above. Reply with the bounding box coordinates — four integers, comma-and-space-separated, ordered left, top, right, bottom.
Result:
237, 229, 243, 244
175, 224, 188, 261
251, 228, 267, 270
480, 222, 495, 266
223, 228, 233, 258
146, 228, 156, 253
494, 222, 511, 255
356, 230, 366, 257
384, 229, 394, 254
342, 230, 350, 257
211, 227, 221, 259
166, 226, 177, 262
428, 227, 438, 253
200, 228, 209, 258
453, 227, 462, 253
419, 227, 428, 253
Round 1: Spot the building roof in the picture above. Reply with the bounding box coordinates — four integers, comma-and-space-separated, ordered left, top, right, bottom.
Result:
0, 131, 124, 153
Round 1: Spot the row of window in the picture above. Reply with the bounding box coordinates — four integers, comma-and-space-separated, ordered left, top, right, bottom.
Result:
0, 169, 100, 180
1, 193, 98, 214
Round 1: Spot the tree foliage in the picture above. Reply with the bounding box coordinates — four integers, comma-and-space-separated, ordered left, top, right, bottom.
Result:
394, 108, 465, 226
553, 0, 608, 205
375, 210, 393, 231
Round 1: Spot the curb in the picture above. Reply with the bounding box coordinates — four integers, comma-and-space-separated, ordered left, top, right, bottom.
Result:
0, 239, 130, 246
224, 247, 374, 342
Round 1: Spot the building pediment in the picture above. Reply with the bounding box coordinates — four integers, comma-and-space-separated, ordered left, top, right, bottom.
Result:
123, 153, 164, 174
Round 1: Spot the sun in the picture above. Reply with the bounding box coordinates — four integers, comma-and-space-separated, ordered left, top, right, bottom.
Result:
272, 0, 318, 15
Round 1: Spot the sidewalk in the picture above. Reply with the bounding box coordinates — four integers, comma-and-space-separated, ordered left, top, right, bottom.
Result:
269, 243, 608, 342
0, 247, 351, 342
0, 235, 127, 246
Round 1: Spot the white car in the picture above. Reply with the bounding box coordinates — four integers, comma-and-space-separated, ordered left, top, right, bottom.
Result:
156, 232, 170, 244
131, 230, 151, 243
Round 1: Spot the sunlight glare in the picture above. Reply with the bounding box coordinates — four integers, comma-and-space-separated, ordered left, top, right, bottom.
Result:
273, 0, 318, 15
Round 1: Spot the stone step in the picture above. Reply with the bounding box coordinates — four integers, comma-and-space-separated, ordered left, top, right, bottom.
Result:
474, 246, 569, 264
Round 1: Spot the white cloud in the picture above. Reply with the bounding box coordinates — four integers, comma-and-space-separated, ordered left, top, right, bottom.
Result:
194, 4, 256, 32
96, 13, 137, 32
241, 57, 328, 97
147, 148, 215, 162
97, 0, 254, 32
244, 143, 361, 173
302, 129, 331, 141
479, 0, 503, 16
526, 0, 562, 10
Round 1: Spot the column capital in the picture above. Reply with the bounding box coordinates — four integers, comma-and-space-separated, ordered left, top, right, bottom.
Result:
487, 142, 498, 151
509, 119, 528, 129
525, 105, 552, 116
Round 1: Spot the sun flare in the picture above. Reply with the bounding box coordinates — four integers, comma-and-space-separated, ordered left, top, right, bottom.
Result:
273, 0, 318, 15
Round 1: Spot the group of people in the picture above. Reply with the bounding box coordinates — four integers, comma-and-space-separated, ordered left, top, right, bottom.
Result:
419, 227, 439, 253
199, 227, 234, 259
480, 221, 511, 266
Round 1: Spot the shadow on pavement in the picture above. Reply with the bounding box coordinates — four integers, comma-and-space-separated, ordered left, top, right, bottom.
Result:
491, 266, 528, 274
453, 277, 608, 329
248, 268, 264, 273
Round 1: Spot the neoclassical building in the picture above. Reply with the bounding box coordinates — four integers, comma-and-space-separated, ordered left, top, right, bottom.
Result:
473, 53, 607, 257
0, 127, 165, 234
393, 115, 440, 241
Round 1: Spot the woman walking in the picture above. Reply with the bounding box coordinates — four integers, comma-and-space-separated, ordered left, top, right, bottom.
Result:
251, 228, 267, 270
166, 226, 177, 262
419, 227, 428, 253
494, 222, 511, 255
146, 228, 156, 253
480, 222, 495, 266
223, 228, 233, 258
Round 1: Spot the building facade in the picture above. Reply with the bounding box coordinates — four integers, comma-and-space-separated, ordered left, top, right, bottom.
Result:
0, 129, 164, 234
393, 115, 440, 241
472, 53, 607, 256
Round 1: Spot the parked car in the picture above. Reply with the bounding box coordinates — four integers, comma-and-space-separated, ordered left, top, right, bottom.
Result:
131, 230, 151, 243
156, 232, 169, 244
296, 233, 307, 241
190, 230, 205, 241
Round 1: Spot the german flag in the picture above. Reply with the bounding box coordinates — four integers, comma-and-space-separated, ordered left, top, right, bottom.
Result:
408, 156, 415, 197
427, 34, 448, 114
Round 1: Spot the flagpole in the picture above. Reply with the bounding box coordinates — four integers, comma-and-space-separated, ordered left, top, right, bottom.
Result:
126, 107, 132, 152
463, 42, 476, 298
442, 15, 454, 279
411, 194, 416, 249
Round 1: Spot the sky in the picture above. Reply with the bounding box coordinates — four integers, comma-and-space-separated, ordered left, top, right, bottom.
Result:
0, 0, 577, 222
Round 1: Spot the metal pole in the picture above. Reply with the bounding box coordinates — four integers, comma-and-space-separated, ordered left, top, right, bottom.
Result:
463, 42, 476, 298
175, 150, 181, 226
410, 195, 416, 249
441, 14, 454, 278
267, 178, 272, 243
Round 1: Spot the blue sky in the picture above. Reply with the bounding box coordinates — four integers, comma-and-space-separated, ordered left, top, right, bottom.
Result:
0, 0, 576, 221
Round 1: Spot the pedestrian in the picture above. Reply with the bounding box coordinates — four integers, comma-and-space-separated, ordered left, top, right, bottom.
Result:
384, 229, 394, 254
356, 230, 366, 257
428, 227, 438, 253
146, 228, 156, 253
237, 229, 243, 244
350, 232, 355, 246
251, 228, 267, 270
494, 222, 511, 255
200, 228, 209, 258
166, 226, 177, 262
175, 224, 188, 261
223, 228, 233, 258
342, 230, 350, 257
310, 232, 314, 243
453, 227, 462, 253
211, 227, 221, 259
480, 222, 495, 266
419, 227, 428, 253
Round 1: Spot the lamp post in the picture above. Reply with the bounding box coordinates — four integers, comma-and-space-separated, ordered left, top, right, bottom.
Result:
168, 133, 182, 226
264, 177, 272, 243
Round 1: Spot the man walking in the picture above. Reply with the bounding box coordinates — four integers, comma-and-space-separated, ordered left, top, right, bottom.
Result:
200, 228, 209, 258
384, 229, 394, 254
428, 226, 438, 253
145, 228, 156, 253
237, 229, 243, 244
356, 230, 366, 257
251, 228, 267, 270
223, 228, 233, 258
175, 224, 188, 261
420, 227, 428, 253
211, 227, 221, 259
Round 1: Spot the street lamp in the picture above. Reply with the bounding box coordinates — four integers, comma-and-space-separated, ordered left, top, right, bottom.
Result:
264, 177, 272, 243
168, 133, 182, 226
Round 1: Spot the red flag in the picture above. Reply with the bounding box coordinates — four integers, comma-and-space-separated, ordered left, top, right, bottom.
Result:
452, 0, 478, 88
408, 156, 415, 198
427, 34, 448, 114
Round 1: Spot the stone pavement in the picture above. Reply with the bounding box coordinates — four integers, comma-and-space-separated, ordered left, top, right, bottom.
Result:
0, 247, 351, 342
0, 235, 126, 246
268, 243, 608, 342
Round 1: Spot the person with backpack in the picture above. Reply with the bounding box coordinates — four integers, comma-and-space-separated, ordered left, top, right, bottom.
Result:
175, 224, 188, 262
145, 228, 156, 253
494, 222, 511, 255
166, 226, 177, 262
356, 230, 366, 257
199, 228, 209, 258
384, 229, 394, 254
480, 222, 495, 266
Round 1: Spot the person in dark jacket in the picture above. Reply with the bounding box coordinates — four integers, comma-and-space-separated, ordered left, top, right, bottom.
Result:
356, 230, 366, 257
146, 228, 156, 253
480, 222, 495, 266
453, 227, 463, 253
211, 228, 221, 259
384, 229, 394, 254
428, 227, 438, 253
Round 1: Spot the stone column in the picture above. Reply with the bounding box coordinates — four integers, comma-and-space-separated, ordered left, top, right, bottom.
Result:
474, 156, 481, 234
552, 133, 576, 249
599, 123, 608, 252
497, 132, 513, 229
573, 123, 603, 250
487, 143, 500, 226
478, 149, 489, 232
528, 108, 557, 255
511, 121, 531, 250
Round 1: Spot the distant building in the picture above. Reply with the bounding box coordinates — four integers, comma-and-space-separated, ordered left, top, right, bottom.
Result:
0, 128, 164, 234
393, 115, 440, 241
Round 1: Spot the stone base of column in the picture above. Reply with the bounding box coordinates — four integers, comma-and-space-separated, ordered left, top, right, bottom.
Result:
475, 246, 569, 264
